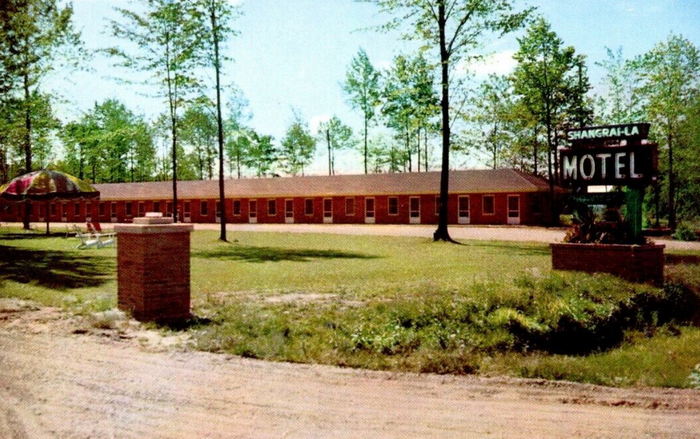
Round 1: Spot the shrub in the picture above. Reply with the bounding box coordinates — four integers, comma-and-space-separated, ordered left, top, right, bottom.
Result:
673, 223, 698, 241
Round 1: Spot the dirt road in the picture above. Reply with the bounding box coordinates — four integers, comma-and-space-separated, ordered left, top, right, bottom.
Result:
1, 300, 699, 438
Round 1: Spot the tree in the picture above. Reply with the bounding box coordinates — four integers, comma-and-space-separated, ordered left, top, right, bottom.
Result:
1, 0, 84, 228
631, 34, 700, 230
595, 47, 643, 125
60, 99, 156, 183
512, 18, 590, 224
343, 48, 381, 174
225, 126, 251, 178
244, 132, 277, 177
317, 116, 353, 175
381, 55, 416, 172
368, 0, 532, 241
466, 74, 515, 169
280, 111, 316, 176
193, 0, 241, 241
180, 103, 217, 180
107, 0, 203, 222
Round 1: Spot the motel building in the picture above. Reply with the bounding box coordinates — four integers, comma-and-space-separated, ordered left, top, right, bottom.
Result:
0, 169, 564, 226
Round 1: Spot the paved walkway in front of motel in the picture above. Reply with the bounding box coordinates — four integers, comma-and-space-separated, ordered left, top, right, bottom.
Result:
191, 223, 700, 251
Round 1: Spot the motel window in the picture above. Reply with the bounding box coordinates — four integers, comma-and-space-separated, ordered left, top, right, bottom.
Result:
305, 198, 314, 216
154, 201, 161, 213
388, 197, 399, 216
249, 200, 257, 218
50, 203, 56, 216
267, 199, 276, 216
200, 200, 209, 216
345, 197, 355, 216
138, 202, 145, 217
126, 202, 132, 217
233, 200, 241, 216
482, 195, 495, 215
99, 202, 106, 217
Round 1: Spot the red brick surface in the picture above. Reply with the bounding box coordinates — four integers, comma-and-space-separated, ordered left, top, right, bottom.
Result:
117, 231, 191, 321
550, 243, 665, 285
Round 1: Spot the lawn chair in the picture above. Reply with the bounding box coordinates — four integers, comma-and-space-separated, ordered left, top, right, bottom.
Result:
75, 231, 102, 249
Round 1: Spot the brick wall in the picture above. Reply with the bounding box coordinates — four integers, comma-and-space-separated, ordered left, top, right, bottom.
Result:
550, 243, 665, 285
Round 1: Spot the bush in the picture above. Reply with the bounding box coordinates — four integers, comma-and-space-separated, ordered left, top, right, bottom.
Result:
673, 223, 698, 241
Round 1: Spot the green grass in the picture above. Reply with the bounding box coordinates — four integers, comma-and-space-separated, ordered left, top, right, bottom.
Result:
1, 226, 699, 388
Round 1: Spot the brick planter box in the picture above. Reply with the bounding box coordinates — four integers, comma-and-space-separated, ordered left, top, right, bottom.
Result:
550, 243, 665, 285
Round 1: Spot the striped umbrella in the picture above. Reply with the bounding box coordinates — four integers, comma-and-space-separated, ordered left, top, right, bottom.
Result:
0, 169, 100, 234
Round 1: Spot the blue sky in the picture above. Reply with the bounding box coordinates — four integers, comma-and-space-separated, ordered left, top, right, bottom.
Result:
50, 0, 700, 175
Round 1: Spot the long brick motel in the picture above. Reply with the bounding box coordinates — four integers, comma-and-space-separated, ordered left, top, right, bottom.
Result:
0, 169, 564, 226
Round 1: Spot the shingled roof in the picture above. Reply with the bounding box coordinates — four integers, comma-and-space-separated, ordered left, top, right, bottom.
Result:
94, 169, 559, 201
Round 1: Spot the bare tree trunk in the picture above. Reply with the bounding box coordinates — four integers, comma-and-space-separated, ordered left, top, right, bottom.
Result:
433, 2, 455, 242
667, 129, 676, 230
363, 116, 368, 174
211, 1, 227, 241
23, 71, 32, 230
326, 128, 332, 176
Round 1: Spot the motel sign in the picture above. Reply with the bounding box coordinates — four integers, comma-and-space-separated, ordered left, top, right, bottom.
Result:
559, 123, 657, 187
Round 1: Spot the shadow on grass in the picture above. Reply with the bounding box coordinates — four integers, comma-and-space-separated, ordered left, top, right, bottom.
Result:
466, 241, 551, 256
0, 244, 114, 290
0, 232, 68, 240
193, 244, 379, 263
153, 315, 212, 331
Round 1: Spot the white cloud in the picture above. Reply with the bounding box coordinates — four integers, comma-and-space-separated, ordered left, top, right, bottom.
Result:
309, 114, 330, 134
461, 50, 517, 77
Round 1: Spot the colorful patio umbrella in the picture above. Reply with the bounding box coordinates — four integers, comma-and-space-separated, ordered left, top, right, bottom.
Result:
0, 169, 100, 234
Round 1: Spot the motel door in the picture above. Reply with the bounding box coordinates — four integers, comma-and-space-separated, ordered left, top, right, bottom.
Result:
249, 200, 257, 223
323, 198, 333, 223
285, 199, 294, 224
458, 196, 470, 224
365, 198, 375, 224
183, 201, 191, 222
110, 202, 117, 222
507, 195, 520, 225
409, 197, 420, 224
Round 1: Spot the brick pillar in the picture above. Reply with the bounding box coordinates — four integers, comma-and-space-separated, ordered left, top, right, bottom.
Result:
115, 213, 194, 322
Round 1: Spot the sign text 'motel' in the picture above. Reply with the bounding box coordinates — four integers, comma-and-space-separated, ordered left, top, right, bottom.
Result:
560, 145, 656, 186
560, 123, 657, 187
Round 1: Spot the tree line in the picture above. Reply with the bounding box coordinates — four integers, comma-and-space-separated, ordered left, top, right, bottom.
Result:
1, 1, 699, 234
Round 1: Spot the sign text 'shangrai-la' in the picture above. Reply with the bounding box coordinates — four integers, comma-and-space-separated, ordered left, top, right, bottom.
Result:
566, 123, 650, 146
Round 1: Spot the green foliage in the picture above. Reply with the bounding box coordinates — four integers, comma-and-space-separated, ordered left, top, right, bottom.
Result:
631, 34, 700, 229
243, 132, 277, 177
0, 0, 85, 177
672, 223, 698, 241
343, 48, 381, 174
59, 99, 155, 183
279, 110, 315, 176
180, 103, 217, 180
317, 116, 354, 175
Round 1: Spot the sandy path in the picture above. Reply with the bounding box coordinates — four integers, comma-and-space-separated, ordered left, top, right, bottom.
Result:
1, 301, 699, 439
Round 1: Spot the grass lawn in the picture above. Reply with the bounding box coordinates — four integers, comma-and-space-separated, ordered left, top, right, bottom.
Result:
1, 227, 699, 388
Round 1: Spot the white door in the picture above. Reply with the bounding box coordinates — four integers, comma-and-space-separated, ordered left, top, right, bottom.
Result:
285, 199, 294, 224
409, 197, 420, 224
323, 198, 333, 223
507, 195, 520, 225
458, 196, 470, 224
249, 200, 257, 223
365, 198, 375, 224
